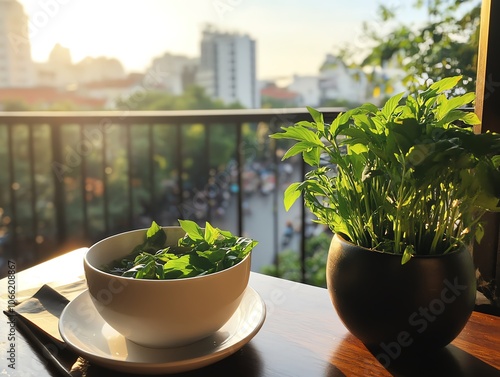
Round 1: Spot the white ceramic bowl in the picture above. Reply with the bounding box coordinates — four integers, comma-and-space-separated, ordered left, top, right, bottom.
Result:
83, 226, 251, 348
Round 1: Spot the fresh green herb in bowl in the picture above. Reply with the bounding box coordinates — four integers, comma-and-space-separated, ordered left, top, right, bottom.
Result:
103, 219, 258, 280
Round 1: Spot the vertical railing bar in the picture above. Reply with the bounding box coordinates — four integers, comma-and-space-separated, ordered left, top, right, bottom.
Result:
205, 123, 212, 222
271, 126, 280, 276
102, 124, 109, 235
236, 122, 243, 237
126, 124, 134, 229
79, 124, 89, 240
148, 124, 156, 221
176, 123, 184, 219
50, 121, 67, 247
300, 159, 307, 283
28, 123, 38, 252
7, 124, 18, 258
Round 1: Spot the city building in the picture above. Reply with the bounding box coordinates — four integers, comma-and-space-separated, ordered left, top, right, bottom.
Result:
146, 52, 198, 95
260, 82, 300, 108
78, 73, 144, 108
287, 75, 320, 107
319, 54, 369, 106
197, 27, 259, 108
0, 87, 105, 110
73, 56, 126, 85
35, 44, 127, 90
35, 43, 74, 88
0, 0, 36, 88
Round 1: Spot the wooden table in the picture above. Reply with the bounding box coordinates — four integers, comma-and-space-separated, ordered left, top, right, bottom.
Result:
1, 248, 499, 376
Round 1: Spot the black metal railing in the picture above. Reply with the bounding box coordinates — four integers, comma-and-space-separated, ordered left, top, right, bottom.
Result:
0, 108, 342, 279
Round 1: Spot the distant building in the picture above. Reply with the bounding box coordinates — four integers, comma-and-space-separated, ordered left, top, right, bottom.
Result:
74, 56, 126, 85
260, 83, 300, 107
0, 87, 105, 110
35, 44, 74, 88
35, 44, 127, 90
197, 27, 259, 108
0, 0, 35, 88
146, 52, 198, 95
319, 54, 368, 106
78, 73, 144, 108
287, 75, 320, 107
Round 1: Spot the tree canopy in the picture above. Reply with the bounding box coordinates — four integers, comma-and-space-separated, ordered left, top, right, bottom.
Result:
348, 0, 481, 96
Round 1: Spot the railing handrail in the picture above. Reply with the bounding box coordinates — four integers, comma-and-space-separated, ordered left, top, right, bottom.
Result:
0, 107, 345, 124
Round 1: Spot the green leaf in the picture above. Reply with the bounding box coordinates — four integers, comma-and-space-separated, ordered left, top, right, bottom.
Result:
200, 248, 226, 265
405, 94, 419, 117
448, 92, 475, 110
436, 93, 475, 121
349, 143, 369, 154
359, 103, 379, 114
155, 263, 165, 279
146, 221, 162, 238
428, 76, 462, 94
341, 127, 371, 145
204, 221, 219, 244
475, 223, 485, 244
389, 118, 422, 154
284, 182, 302, 211
270, 126, 323, 146
381, 92, 405, 120
163, 255, 195, 277
401, 245, 414, 265
492, 155, 500, 168
420, 76, 462, 103
294, 120, 314, 128
473, 161, 500, 211
283, 141, 320, 161
238, 239, 259, 258
154, 249, 175, 262
362, 166, 384, 182
145, 221, 166, 250
436, 109, 471, 127
307, 106, 325, 129
178, 219, 204, 241
135, 259, 156, 279
303, 146, 321, 166
461, 112, 480, 125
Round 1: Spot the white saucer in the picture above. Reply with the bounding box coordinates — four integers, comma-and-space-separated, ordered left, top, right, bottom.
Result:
58, 287, 266, 374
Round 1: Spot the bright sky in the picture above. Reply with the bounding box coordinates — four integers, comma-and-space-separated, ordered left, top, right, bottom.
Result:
17, 0, 428, 80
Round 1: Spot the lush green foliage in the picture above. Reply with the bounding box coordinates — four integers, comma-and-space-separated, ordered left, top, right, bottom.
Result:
360, 0, 480, 95
104, 220, 258, 279
261, 231, 332, 287
116, 85, 243, 111
271, 76, 500, 263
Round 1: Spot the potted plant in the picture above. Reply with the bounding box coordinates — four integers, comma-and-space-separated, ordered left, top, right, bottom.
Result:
270, 76, 500, 358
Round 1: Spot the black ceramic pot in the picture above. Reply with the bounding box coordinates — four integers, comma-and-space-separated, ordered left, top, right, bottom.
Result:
326, 234, 476, 356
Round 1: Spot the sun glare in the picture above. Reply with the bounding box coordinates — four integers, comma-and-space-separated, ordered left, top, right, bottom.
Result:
20, 0, 199, 72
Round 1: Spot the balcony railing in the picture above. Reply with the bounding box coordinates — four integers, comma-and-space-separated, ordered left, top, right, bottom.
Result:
0, 108, 343, 280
